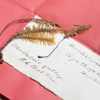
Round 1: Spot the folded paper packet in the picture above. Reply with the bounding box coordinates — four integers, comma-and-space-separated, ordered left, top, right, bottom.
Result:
0, 0, 100, 100
0, 0, 61, 100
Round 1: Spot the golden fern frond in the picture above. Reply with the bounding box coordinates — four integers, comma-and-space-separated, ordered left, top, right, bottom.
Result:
31, 19, 62, 32
63, 24, 92, 37
15, 19, 62, 45
15, 19, 91, 46
16, 31, 56, 45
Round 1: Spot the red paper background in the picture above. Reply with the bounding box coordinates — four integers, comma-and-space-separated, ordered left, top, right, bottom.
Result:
0, 0, 100, 99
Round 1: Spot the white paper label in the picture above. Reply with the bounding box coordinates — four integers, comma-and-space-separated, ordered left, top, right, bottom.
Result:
2, 37, 100, 100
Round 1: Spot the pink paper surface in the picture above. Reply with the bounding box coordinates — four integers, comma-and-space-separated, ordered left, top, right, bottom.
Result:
35, 0, 100, 54
0, 0, 61, 100
0, 0, 100, 100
